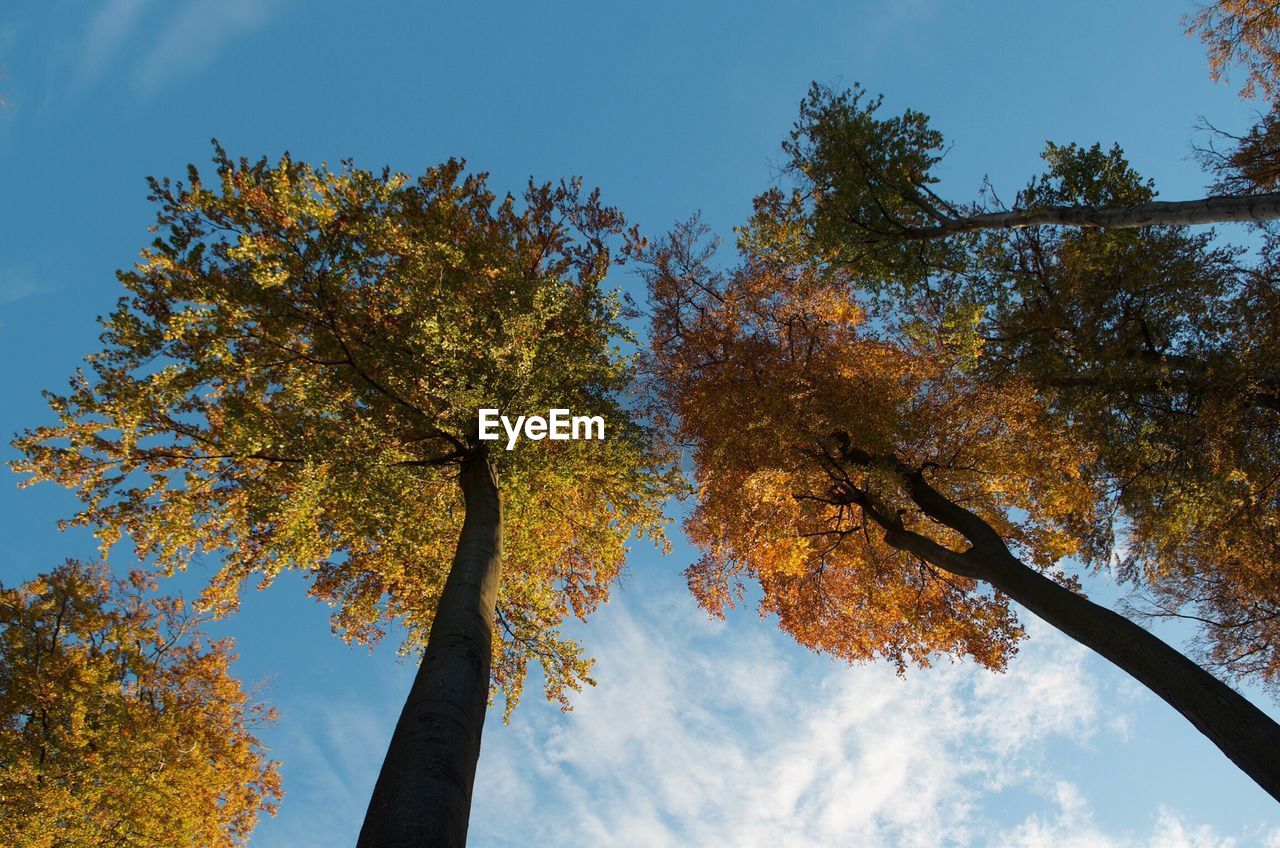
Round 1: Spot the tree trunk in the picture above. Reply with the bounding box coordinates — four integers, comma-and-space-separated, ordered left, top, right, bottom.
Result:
973, 541, 1280, 802
357, 447, 502, 848
899, 191, 1280, 240
874, 466, 1280, 803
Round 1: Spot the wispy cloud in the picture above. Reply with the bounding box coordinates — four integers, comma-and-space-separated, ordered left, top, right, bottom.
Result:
73, 0, 287, 96
132, 0, 286, 96
0, 270, 49, 304
77, 0, 158, 88
252, 658, 412, 847
465, 588, 1273, 847
244, 580, 1277, 847
1006, 798, 1240, 848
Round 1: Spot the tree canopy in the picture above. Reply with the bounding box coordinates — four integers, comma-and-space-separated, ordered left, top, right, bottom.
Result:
643, 194, 1280, 798
640, 35, 1280, 793
643, 214, 1096, 673
12, 147, 677, 714
721, 82, 1280, 689
0, 560, 280, 848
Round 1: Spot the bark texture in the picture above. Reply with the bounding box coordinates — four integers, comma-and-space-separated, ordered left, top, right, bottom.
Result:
897, 192, 1280, 240
357, 448, 502, 848
868, 464, 1280, 803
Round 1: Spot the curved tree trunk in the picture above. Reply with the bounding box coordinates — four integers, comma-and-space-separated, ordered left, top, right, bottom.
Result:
357, 447, 502, 848
865, 463, 1280, 803
899, 191, 1280, 240
977, 542, 1280, 801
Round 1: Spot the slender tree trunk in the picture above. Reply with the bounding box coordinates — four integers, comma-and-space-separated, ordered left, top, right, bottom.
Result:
872, 465, 1280, 803
357, 447, 502, 848
899, 191, 1280, 240
973, 541, 1280, 802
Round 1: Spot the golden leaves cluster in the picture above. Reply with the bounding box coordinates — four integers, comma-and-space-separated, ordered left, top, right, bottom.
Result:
13, 147, 679, 712
643, 220, 1100, 673
0, 561, 280, 847
745, 83, 1280, 688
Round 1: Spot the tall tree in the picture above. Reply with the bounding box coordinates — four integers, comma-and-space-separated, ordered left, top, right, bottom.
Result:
640, 6, 1280, 795
759, 83, 1280, 690
13, 149, 677, 846
0, 560, 281, 847
642, 211, 1280, 801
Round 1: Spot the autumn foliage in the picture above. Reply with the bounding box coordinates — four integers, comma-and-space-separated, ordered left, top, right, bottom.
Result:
13, 148, 676, 713
640, 69, 1280, 794
737, 83, 1280, 690
0, 561, 280, 848
1189, 0, 1280, 100
642, 216, 1100, 673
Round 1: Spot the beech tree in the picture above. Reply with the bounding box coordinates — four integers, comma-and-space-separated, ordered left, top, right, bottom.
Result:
0, 560, 281, 847
13, 149, 677, 846
643, 26, 1280, 793
750, 1, 1280, 698
643, 208, 1280, 801
771, 84, 1280, 687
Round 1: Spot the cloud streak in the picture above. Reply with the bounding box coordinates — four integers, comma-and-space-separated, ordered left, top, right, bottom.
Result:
466, 585, 1273, 847
244, 578, 1278, 847
74, 0, 287, 96
77, 0, 157, 87
0, 270, 49, 304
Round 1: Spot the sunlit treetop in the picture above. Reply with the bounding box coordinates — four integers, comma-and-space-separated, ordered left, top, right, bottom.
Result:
642, 215, 1105, 673
13, 147, 680, 712
739, 83, 1280, 686
0, 560, 281, 848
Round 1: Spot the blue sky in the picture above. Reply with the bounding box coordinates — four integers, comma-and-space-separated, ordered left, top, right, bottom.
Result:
3, 1, 1279, 845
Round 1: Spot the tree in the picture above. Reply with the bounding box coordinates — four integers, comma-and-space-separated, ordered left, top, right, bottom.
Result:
637, 4, 1280, 796
642, 210, 1280, 801
760, 81, 1280, 687
13, 148, 677, 846
0, 560, 281, 847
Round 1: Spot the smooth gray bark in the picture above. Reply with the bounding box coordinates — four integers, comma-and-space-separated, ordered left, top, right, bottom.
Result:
872, 466, 1280, 803
978, 541, 1280, 803
898, 192, 1280, 240
357, 447, 502, 848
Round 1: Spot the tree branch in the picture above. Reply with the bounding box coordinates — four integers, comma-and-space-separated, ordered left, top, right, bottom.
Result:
890, 192, 1280, 240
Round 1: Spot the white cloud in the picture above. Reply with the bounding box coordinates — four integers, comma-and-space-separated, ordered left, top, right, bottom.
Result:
72, 0, 287, 96
251, 660, 411, 847
77, 0, 158, 87
465, 585, 1265, 847
241, 575, 1276, 847
132, 0, 286, 96
0, 270, 47, 303
1003, 802, 1247, 848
